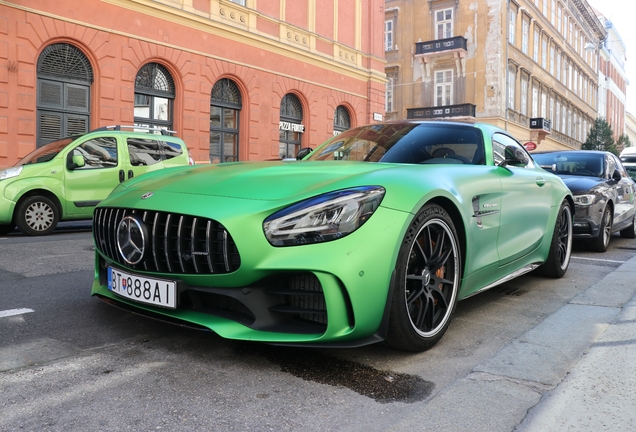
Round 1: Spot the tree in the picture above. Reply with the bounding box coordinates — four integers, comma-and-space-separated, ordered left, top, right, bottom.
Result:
582, 118, 619, 155
617, 133, 631, 153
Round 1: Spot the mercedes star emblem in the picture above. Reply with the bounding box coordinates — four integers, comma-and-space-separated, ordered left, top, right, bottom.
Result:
141, 192, 154, 200
116, 216, 146, 265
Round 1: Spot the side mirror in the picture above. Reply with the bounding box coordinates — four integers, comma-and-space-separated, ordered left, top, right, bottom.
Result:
612, 169, 622, 182
499, 145, 529, 168
296, 147, 313, 160
67, 153, 85, 170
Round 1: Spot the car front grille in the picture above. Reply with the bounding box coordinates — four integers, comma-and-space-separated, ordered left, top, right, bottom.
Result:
93, 207, 241, 274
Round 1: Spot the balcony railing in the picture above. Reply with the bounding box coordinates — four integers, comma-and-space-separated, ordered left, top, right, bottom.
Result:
415, 36, 468, 56
407, 103, 476, 120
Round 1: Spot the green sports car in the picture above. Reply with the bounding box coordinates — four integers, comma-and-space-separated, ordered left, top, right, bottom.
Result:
91, 121, 574, 352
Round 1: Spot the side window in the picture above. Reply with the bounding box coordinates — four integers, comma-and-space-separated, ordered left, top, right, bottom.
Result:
613, 155, 628, 178
160, 141, 184, 160
607, 155, 617, 179
127, 138, 163, 166
492, 133, 533, 168
72, 137, 118, 169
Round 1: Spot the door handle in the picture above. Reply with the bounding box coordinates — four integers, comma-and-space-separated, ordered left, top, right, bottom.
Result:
119, 170, 125, 183
128, 170, 134, 179
536, 177, 546, 187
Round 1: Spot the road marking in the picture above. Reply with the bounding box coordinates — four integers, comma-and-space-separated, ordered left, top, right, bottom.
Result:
0, 308, 34, 318
571, 256, 627, 264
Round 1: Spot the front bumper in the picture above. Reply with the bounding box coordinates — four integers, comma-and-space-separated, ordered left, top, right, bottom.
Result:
91, 205, 411, 346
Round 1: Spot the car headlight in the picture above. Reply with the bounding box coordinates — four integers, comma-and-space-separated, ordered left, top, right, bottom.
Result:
263, 186, 385, 246
573, 194, 595, 206
0, 166, 23, 181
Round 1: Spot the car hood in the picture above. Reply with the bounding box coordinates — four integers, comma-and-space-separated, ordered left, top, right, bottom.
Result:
122, 161, 396, 201
558, 174, 604, 193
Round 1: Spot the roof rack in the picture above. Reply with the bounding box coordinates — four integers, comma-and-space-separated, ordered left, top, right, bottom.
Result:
92, 125, 177, 136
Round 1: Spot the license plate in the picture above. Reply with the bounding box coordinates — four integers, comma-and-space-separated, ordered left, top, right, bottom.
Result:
107, 267, 176, 309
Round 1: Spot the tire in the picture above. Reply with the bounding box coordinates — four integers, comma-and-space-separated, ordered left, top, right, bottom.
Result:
385, 204, 461, 352
15, 195, 59, 236
538, 200, 573, 278
589, 205, 612, 252
620, 213, 636, 239
0, 223, 16, 236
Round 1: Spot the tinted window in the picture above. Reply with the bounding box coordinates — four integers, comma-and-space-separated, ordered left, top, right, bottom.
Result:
161, 141, 183, 160
18, 136, 77, 166
492, 133, 533, 167
533, 152, 604, 177
73, 137, 118, 170
127, 138, 162, 166
307, 123, 484, 165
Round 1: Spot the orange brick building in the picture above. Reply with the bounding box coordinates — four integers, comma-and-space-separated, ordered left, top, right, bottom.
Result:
0, 0, 386, 167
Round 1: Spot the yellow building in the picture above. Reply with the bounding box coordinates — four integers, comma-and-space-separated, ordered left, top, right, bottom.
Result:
384, 0, 606, 151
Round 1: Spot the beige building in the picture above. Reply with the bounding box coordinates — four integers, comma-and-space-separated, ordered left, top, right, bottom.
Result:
625, 112, 636, 148
384, 0, 606, 151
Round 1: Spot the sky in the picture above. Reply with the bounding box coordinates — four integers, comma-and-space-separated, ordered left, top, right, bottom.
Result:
586, 0, 636, 114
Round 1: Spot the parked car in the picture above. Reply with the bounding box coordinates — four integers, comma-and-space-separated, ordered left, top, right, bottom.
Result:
620, 147, 636, 181
533, 150, 636, 252
0, 125, 191, 236
91, 120, 574, 352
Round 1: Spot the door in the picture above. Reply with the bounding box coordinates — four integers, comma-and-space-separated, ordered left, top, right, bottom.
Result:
492, 133, 554, 266
124, 137, 167, 180
609, 154, 636, 227
63, 136, 121, 217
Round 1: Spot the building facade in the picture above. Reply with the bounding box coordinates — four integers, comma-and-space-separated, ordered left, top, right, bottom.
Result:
594, 12, 627, 139
384, 0, 605, 151
625, 111, 636, 148
0, 0, 386, 167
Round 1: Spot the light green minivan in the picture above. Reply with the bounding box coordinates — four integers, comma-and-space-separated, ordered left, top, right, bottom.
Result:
0, 125, 191, 236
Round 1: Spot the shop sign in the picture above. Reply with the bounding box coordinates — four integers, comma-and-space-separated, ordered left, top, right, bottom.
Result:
279, 121, 305, 133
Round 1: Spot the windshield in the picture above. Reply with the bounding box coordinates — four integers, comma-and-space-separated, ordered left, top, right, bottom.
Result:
16, 136, 79, 166
306, 123, 484, 165
533, 152, 604, 178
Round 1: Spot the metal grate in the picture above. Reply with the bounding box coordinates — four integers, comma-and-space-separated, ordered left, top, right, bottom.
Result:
94, 207, 241, 274
268, 274, 328, 327
211, 78, 242, 109
37, 43, 94, 83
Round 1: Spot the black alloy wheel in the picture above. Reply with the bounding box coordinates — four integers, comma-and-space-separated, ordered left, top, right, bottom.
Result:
590, 206, 612, 252
386, 204, 461, 352
538, 200, 573, 278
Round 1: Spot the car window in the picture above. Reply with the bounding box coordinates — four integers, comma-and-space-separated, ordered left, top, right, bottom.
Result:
72, 137, 118, 170
607, 155, 617, 179
160, 141, 184, 160
533, 152, 604, 177
127, 138, 163, 166
307, 123, 485, 165
612, 154, 628, 178
492, 133, 533, 168
17, 137, 77, 166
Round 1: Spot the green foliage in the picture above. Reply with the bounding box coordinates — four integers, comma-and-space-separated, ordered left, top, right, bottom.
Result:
582, 118, 619, 155
617, 134, 631, 152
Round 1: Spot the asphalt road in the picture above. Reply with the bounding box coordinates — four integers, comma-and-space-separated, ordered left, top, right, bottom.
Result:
1, 225, 635, 431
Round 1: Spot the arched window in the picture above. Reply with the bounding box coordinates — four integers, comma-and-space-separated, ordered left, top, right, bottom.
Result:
36, 43, 93, 146
333, 105, 351, 135
134, 63, 175, 131
210, 78, 241, 163
279, 94, 304, 159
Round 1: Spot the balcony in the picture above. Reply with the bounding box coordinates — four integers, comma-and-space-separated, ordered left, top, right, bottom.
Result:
407, 103, 476, 120
529, 117, 552, 145
415, 36, 468, 56
414, 36, 468, 79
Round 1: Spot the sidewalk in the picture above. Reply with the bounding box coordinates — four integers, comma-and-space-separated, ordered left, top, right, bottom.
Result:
387, 252, 636, 432
516, 254, 636, 431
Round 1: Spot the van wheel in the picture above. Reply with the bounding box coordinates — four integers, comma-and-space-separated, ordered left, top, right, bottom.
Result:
15, 196, 59, 236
